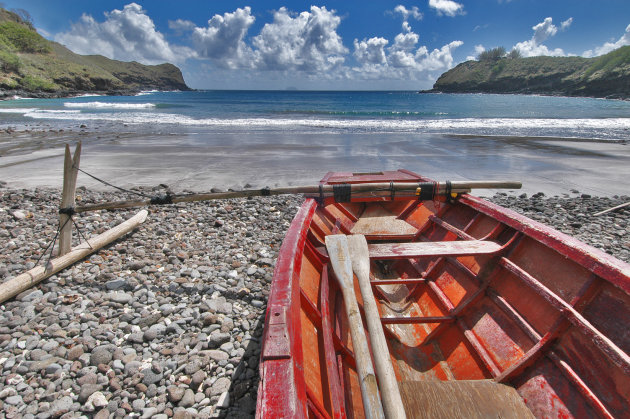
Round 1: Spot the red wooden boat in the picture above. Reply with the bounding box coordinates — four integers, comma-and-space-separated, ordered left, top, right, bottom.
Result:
256, 170, 630, 418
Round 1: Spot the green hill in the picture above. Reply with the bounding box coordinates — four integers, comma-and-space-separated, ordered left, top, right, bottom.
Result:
427, 46, 630, 99
0, 8, 189, 98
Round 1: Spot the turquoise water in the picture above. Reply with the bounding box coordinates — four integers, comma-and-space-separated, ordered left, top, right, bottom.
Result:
1, 91, 630, 139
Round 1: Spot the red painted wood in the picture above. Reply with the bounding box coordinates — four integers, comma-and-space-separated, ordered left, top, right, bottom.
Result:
368, 240, 502, 259
460, 194, 630, 295
380, 315, 455, 324
257, 199, 317, 419
259, 170, 630, 418
319, 266, 347, 419
370, 278, 426, 285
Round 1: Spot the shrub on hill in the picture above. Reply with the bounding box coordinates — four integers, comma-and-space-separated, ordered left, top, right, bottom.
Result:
0, 20, 51, 53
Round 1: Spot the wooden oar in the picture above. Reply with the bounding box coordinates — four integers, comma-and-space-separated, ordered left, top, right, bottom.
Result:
347, 234, 407, 419
73, 180, 522, 213
326, 235, 385, 419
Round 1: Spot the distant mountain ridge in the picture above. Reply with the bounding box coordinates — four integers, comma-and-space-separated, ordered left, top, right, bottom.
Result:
425, 46, 630, 99
0, 7, 189, 98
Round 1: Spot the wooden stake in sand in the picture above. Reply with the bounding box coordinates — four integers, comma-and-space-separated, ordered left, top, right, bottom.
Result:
0, 209, 148, 305
59, 142, 81, 255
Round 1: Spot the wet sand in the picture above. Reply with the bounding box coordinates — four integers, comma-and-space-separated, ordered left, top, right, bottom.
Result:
1, 129, 629, 196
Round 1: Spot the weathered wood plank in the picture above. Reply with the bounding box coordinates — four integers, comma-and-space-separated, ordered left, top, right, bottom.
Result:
368, 240, 501, 260
399, 380, 534, 419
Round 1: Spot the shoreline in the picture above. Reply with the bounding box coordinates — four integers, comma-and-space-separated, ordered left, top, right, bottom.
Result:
1, 128, 630, 197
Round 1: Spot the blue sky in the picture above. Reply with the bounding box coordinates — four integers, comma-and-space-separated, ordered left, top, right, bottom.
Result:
3, 1, 630, 90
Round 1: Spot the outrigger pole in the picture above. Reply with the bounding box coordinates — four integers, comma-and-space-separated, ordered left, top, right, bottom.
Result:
72, 180, 522, 214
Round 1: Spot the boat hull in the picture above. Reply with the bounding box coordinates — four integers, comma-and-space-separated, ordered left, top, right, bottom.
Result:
257, 170, 630, 418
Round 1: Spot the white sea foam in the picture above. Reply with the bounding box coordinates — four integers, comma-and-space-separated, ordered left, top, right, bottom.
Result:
11, 107, 630, 139
136, 90, 159, 96
72, 93, 103, 98
0, 108, 42, 114
63, 102, 157, 109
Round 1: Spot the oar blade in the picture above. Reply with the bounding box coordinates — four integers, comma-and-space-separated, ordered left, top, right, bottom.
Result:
347, 234, 370, 279
325, 235, 354, 288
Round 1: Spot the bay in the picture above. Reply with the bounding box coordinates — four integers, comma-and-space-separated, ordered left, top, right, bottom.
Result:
0, 91, 629, 195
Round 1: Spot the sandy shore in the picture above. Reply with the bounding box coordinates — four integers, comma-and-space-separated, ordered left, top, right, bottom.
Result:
1, 128, 630, 196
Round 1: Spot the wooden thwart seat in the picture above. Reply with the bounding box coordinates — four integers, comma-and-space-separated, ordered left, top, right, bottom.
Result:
399, 380, 534, 419
368, 240, 501, 260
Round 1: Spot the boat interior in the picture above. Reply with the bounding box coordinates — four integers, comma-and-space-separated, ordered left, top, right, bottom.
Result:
290, 171, 629, 418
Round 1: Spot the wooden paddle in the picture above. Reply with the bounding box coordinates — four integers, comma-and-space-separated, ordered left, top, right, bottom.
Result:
326, 235, 385, 419
347, 234, 407, 419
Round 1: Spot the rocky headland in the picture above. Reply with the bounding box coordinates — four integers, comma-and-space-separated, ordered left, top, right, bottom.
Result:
0, 8, 189, 100
424, 46, 630, 99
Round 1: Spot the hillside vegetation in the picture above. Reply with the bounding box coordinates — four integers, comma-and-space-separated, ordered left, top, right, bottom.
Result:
428, 46, 630, 99
0, 8, 189, 98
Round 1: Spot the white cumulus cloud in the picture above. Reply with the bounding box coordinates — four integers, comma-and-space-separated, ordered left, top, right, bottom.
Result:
583, 24, 630, 57
191, 7, 255, 69
354, 37, 389, 65
251, 6, 347, 73
54, 3, 192, 64
513, 17, 567, 57
393, 5, 423, 21
428, 0, 465, 17
352, 20, 463, 82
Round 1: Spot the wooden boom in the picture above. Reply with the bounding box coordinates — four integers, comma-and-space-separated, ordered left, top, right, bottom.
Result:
73, 180, 522, 213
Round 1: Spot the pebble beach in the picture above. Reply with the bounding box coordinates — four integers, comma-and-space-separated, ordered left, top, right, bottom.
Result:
0, 186, 628, 418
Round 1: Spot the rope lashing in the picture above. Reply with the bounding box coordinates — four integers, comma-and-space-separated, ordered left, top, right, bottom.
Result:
59, 206, 76, 216
150, 194, 173, 205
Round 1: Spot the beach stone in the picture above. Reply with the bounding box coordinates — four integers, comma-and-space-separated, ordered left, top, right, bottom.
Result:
206, 350, 229, 362
50, 396, 73, 416
127, 332, 144, 344
4, 395, 22, 405
105, 278, 128, 290
45, 362, 62, 375
107, 291, 132, 304
19, 289, 43, 302
167, 386, 185, 403
191, 370, 206, 387
210, 377, 231, 397
179, 389, 195, 407
90, 346, 113, 366
94, 409, 110, 419
79, 384, 103, 403
87, 391, 108, 409
208, 332, 231, 348
141, 407, 158, 418
141, 367, 163, 385
132, 399, 146, 411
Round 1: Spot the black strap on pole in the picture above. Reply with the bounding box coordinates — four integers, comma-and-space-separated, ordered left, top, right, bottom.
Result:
416, 182, 436, 201
333, 183, 352, 203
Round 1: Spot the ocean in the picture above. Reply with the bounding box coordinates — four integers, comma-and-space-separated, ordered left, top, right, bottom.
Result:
1, 91, 629, 195
1, 90, 630, 139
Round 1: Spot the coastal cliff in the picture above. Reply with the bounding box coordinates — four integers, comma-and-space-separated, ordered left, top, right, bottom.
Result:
427, 46, 630, 99
0, 8, 189, 98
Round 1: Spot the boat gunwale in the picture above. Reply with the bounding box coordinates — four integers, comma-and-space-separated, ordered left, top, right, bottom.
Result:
256, 198, 318, 419
459, 194, 630, 294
